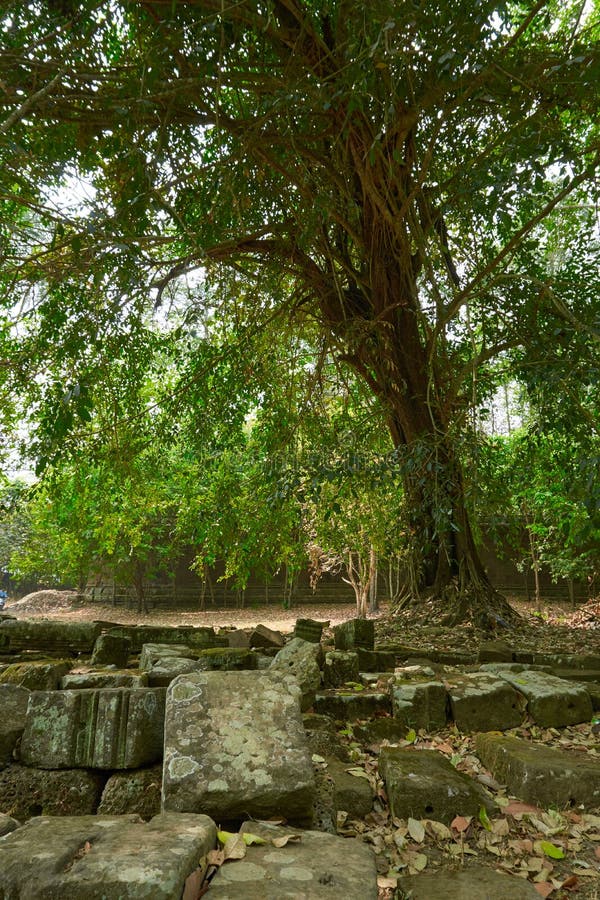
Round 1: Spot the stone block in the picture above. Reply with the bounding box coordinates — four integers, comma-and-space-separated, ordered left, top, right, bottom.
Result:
390, 680, 448, 730
0, 684, 29, 768
333, 618, 374, 651
146, 657, 204, 687
90, 633, 132, 668
0, 813, 216, 900
478, 639, 515, 663
226, 628, 251, 648
61, 672, 149, 689
495, 669, 593, 727
313, 690, 391, 721
398, 866, 539, 899
429, 649, 477, 665
195, 647, 258, 671
0, 764, 105, 820
446, 672, 525, 732
109, 624, 227, 653
303, 715, 350, 762
270, 637, 323, 712
356, 648, 396, 671
0, 812, 20, 837
352, 717, 410, 745
475, 732, 600, 808
379, 748, 495, 824
0, 660, 71, 691
98, 764, 162, 820
323, 650, 359, 688
139, 643, 195, 672
208, 821, 377, 899
162, 670, 315, 824
0, 619, 101, 654
20, 687, 166, 769
294, 618, 326, 643
249, 624, 285, 649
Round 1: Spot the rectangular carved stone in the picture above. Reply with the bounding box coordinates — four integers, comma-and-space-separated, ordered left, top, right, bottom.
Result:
0, 813, 216, 900
162, 671, 315, 824
0, 620, 101, 654
20, 688, 166, 769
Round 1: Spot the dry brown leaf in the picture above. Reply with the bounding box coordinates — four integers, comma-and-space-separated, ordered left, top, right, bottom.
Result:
207, 849, 225, 867
533, 882, 554, 898
182, 867, 205, 900
451, 815, 472, 833
222, 834, 246, 861
559, 874, 579, 891
426, 820, 452, 841
492, 818, 510, 836
271, 834, 301, 848
407, 818, 425, 843
504, 802, 541, 817
377, 875, 399, 889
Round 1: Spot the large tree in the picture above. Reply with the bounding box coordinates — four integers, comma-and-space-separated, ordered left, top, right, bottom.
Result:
1, 0, 599, 618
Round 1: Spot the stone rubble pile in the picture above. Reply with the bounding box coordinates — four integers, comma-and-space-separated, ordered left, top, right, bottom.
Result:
0, 613, 598, 897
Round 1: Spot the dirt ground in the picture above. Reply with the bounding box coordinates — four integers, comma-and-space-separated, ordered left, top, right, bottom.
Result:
5, 590, 600, 657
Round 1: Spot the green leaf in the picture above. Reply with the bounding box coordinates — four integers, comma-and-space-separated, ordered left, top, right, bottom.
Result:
540, 841, 565, 859
478, 806, 492, 831
406, 728, 417, 743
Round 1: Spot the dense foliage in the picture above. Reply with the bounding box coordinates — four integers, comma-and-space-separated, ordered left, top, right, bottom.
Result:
0, 1, 599, 616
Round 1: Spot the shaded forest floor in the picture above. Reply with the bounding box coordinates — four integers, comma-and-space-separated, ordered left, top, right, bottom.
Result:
6, 591, 600, 658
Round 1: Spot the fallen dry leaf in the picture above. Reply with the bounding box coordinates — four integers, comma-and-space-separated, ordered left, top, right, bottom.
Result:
533, 882, 554, 898
504, 802, 542, 817
272, 834, 301, 848
222, 834, 246, 861
451, 815, 472, 833
407, 818, 425, 843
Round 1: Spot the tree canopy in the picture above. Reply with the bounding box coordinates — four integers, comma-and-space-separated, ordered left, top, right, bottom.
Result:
1, 0, 599, 619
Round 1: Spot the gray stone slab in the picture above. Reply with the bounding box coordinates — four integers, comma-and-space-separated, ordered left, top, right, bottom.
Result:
333, 618, 375, 651
146, 656, 204, 687
91, 633, 132, 667
495, 669, 593, 726
162, 670, 315, 824
195, 647, 258, 671
446, 673, 525, 732
61, 672, 149, 689
478, 640, 515, 663
0, 764, 105, 820
475, 732, 600, 808
20, 688, 166, 769
390, 679, 448, 730
356, 648, 396, 671
270, 638, 323, 712
0, 684, 29, 768
0, 660, 72, 690
398, 866, 539, 899
98, 765, 162, 820
314, 690, 391, 720
379, 748, 495, 824
0, 620, 101, 654
109, 625, 227, 653
0, 813, 216, 899
0, 813, 20, 837
323, 650, 359, 688
139, 643, 195, 672
208, 822, 377, 899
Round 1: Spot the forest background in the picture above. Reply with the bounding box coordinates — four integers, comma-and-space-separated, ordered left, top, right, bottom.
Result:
0, 0, 599, 621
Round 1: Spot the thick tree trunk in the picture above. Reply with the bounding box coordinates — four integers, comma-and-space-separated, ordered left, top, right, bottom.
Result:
325, 249, 517, 624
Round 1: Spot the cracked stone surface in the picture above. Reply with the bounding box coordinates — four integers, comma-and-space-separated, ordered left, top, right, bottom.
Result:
0, 813, 216, 899
208, 822, 377, 899
162, 670, 315, 824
